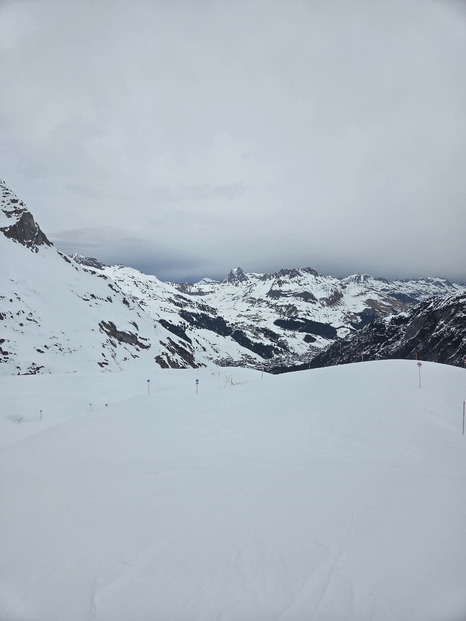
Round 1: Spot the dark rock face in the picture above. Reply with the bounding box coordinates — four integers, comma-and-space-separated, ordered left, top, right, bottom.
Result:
99, 320, 151, 349
309, 291, 466, 369
2, 210, 52, 250
158, 319, 192, 344
1, 180, 52, 251
155, 337, 198, 369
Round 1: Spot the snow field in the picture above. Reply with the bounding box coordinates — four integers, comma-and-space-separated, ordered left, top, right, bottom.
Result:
1, 360, 465, 620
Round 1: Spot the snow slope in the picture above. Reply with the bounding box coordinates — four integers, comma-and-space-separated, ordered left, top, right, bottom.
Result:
1, 361, 465, 620
0, 223, 208, 374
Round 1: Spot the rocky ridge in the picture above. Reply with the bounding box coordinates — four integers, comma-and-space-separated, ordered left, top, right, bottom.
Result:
308, 291, 466, 370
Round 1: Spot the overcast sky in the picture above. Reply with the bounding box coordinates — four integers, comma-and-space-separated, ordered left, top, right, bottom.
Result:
1, 0, 465, 282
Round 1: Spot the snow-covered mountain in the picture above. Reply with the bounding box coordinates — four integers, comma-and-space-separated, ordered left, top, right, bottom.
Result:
304, 290, 466, 372
99, 261, 465, 370
2, 178, 465, 374
0, 180, 206, 374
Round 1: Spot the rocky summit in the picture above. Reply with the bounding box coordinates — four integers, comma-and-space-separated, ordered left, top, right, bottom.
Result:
0, 180, 52, 250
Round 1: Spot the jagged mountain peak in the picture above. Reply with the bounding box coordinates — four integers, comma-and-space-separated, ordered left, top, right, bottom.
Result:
0, 179, 52, 251
342, 274, 377, 285
222, 267, 249, 284
220, 266, 321, 286
276, 267, 320, 279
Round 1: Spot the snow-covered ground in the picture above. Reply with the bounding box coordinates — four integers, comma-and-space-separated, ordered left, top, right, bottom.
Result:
1, 361, 465, 620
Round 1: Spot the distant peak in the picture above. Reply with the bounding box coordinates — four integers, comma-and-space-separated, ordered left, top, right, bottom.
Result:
343, 274, 373, 284
276, 267, 319, 279
70, 254, 106, 270
222, 267, 249, 284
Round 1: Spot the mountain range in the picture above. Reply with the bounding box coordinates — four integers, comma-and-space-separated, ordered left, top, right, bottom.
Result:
1, 178, 465, 374
270, 290, 466, 373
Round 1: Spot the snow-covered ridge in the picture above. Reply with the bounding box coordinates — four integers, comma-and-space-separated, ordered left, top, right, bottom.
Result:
306, 289, 466, 371
98, 259, 466, 371
178, 265, 464, 303
0, 182, 212, 374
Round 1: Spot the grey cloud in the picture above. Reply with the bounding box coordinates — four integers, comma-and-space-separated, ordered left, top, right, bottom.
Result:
149, 183, 250, 205
1, 0, 465, 283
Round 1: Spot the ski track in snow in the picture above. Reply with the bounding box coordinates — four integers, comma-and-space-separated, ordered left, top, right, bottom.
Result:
279, 509, 357, 621
1, 361, 465, 620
